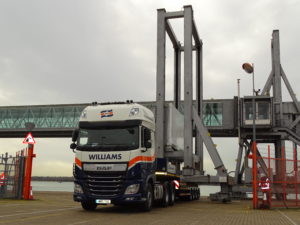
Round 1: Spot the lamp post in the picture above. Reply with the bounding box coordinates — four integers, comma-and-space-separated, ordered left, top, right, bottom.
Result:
242, 62, 257, 209
242, 63, 256, 144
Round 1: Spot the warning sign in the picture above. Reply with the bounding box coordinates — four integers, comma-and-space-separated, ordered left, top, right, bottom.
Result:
23, 133, 36, 144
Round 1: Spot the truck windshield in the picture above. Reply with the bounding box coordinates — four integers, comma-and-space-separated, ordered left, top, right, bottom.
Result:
77, 126, 139, 151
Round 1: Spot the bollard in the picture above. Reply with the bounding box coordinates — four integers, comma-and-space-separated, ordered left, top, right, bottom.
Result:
22, 144, 36, 200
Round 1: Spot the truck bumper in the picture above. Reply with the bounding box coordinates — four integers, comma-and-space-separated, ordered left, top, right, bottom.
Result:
73, 193, 146, 205
73, 180, 147, 205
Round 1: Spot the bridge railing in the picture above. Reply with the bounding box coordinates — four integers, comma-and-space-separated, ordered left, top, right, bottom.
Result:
0, 104, 87, 129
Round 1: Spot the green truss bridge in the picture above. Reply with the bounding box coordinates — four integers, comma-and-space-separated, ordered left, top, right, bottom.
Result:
0, 100, 231, 138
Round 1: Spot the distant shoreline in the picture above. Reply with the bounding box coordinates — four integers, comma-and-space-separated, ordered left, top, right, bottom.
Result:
32, 176, 73, 182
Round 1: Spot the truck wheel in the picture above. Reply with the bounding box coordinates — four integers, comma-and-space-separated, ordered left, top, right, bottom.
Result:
81, 200, 97, 211
161, 182, 170, 207
141, 184, 153, 212
169, 183, 175, 206
193, 188, 197, 200
196, 188, 200, 200
189, 188, 194, 201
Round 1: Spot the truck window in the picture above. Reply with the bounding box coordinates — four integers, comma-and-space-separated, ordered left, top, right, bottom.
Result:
78, 130, 88, 145
141, 127, 151, 147
77, 126, 139, 151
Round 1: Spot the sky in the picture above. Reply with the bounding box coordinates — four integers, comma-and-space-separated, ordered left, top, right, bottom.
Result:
0, 0, 300, 176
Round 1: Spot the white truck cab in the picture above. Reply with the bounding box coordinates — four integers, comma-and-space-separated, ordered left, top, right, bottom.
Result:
71, 102, 158, 211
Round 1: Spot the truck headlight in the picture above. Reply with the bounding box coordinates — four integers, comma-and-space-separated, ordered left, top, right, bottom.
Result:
124, 184, 140, 195
74, 183, 83, 194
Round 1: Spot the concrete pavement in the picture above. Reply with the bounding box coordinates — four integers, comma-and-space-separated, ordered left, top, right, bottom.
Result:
0, 192, 299, 225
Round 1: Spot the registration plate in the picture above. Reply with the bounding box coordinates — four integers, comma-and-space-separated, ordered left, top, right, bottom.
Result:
96, 199, 111, 204
83, 164, 127, 172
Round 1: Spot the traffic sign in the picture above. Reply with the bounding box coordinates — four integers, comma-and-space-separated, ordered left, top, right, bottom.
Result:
23, 133, 36, 144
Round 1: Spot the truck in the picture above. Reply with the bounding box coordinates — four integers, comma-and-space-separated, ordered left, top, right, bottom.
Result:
70, 101, 200, 211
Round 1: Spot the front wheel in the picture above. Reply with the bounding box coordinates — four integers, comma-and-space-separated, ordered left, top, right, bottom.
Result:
141, 184, 153, 212
81, 200, 97, 211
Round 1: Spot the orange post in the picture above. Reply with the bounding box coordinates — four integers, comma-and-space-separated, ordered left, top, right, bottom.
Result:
22, 144, 36, 200
294, 146, 298, 206
252, 141, 258, 209
281, 146, 286, 204
268, 145, 271, 208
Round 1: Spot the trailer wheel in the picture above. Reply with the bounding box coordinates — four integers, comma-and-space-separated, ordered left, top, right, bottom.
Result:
169, 182, 175, 206
161, 182, 170, 207
196, 188, 200, 200
141, 184, 153, 212
81, 200, 97, 211
193, 188, 198, 200
189, 188, 194, 201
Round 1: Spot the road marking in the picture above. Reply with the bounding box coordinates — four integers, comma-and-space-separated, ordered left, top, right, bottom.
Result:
0, 204, 26, 207
67, 221, 91, 225
0, 206, 80, 218
0, 213, 63, 224
277, 210, 298, 225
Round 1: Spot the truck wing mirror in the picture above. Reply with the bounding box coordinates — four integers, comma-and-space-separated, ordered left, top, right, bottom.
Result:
70, 143, 77, 150
145, 140, 152, 149
72, 129, 79, 142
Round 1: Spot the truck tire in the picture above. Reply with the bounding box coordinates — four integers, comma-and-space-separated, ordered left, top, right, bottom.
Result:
196, 188, 200, 200
193, 188, 198, 200
141, 184, 153, 212
193, 188, 199, 200
169, 183, 175, 206
189, 188, 194, 201
161, 182, 170, 207
81, 200, 97, 211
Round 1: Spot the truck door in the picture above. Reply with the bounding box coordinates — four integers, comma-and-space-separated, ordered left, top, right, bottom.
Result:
141, 127, 155, 172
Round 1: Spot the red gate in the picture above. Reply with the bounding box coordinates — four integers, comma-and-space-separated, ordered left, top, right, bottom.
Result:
253, 145, 300, 209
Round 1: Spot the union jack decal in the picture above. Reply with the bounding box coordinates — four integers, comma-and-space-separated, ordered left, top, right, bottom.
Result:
100, 110, 113, 118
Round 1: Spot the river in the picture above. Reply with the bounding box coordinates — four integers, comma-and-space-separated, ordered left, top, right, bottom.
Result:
31, 181, 220, 196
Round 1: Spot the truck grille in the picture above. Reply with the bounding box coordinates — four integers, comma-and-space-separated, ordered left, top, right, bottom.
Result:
83, 172, 125, 197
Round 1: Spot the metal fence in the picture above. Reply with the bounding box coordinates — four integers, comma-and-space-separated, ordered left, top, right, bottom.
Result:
253, 145, 300, 209
0, 151, 26, 199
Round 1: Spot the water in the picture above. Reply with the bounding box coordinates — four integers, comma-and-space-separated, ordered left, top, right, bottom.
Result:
32, 181, 73, 192
31, 181, 220, 196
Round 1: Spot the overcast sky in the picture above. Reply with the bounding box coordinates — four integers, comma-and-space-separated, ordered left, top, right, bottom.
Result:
0, 0, 300, 176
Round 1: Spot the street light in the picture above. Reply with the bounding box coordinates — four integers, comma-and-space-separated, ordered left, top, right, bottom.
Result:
242, 62, 256, 143
242, 62, 257, 209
